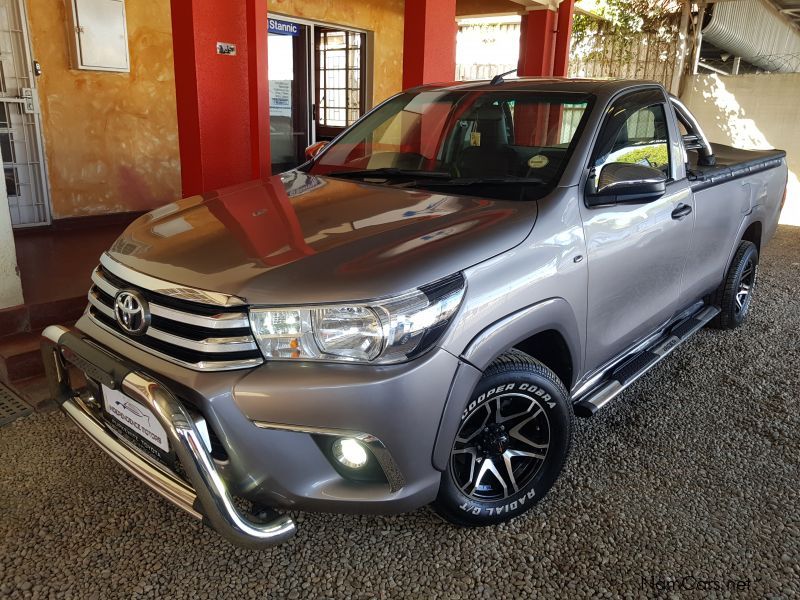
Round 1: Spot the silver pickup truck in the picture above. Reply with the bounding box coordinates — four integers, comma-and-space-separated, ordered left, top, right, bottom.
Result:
41, 79, 787, 548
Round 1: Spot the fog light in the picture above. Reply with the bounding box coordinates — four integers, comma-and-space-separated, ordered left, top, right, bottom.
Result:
332, 438, 368, 469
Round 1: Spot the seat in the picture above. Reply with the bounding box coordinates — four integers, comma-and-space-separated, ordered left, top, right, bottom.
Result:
456, 106, 518, 178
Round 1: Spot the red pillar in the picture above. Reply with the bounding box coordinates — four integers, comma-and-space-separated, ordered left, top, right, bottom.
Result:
553, 0, 575, 77
247, 0, 271, 181
171, 0, 270, 198
517, 9, 557, 77
402, 0, 457, 89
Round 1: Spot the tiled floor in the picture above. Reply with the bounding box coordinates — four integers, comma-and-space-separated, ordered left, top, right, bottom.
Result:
14, 223, 129, 305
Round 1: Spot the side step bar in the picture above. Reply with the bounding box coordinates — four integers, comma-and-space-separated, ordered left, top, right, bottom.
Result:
574, 305, 720, 418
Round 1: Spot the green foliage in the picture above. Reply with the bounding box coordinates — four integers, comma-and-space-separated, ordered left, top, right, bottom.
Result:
576, 0, 682, 34
616, 145, 669, 168
572, 0, 683, 59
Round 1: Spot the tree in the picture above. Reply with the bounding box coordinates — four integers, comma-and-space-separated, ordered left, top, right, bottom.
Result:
573, 0, 684, 61
575, 0, 683, 36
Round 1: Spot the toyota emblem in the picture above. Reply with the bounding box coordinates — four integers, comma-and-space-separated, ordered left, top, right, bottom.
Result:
114, 290, 150, 336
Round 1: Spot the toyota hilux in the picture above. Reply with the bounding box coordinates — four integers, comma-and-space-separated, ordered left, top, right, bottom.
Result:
41, 78, 788, 547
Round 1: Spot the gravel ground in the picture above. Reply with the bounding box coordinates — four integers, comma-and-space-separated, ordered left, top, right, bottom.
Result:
1, 226, 799, 599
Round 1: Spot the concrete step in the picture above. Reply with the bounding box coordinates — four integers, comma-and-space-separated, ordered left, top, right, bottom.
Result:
0, 332, 44, 385
29, 296, 87, 331
0, 305, 30, 338
0, 310, 81, 387
13, 375, 56, 413
0, 296, 86, 339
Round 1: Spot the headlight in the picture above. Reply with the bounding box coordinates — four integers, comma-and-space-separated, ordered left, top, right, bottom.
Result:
249, 273, 465, 364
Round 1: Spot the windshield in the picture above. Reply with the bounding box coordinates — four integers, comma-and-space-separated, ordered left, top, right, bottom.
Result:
305, 89, 592, 200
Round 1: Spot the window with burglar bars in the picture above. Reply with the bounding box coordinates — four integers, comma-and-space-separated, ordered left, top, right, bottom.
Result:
315, 27, 366, 139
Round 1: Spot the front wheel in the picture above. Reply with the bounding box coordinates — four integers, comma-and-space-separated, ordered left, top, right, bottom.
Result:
433, 350, 574, 527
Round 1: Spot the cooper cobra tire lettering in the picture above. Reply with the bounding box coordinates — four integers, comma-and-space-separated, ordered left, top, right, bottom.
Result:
462, 383, 519, 420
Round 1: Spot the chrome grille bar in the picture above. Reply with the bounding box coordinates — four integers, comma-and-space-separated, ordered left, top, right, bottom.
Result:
146, 327, 258, 353
85, 258, 262, 372
88, 288, 115, 318
86, 316, 263, 371
151, 303, 250, 330
100, 253, 246, 307
91, 268, 250, 330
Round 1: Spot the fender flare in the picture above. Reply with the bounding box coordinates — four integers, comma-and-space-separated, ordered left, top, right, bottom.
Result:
722, 214, 763, 284
432, 298, 582, 471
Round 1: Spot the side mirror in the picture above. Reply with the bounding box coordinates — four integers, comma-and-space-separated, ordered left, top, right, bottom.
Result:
587, 162, 667, 206
305, 141, 329, 160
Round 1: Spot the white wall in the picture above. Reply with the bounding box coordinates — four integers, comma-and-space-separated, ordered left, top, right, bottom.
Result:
0, 155, 23, 309
681, 73, 800, 226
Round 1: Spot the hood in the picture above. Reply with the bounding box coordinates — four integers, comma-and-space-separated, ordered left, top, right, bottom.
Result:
108, 172, 537, 304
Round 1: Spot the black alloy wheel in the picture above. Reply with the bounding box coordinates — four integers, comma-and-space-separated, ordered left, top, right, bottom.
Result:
433, 350, 573, 527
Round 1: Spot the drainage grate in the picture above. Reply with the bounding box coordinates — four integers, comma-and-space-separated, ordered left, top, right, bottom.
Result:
0, 384, 32, 427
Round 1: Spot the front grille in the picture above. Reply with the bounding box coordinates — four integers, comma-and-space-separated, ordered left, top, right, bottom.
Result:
87, 259, 263, 371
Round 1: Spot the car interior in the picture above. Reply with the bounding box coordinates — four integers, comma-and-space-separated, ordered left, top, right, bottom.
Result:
446, 100, 575, 182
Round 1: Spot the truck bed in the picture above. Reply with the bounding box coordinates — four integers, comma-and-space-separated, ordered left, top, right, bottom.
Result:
687, 143, 786, 191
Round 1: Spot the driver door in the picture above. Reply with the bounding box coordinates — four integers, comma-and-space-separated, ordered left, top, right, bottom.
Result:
579, 89, 695, 372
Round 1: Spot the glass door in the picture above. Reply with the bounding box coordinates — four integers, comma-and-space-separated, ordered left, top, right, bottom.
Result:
268, 19, 310, 174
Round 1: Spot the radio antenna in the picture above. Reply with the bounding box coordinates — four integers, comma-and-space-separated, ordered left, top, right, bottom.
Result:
490, 69, 517, 85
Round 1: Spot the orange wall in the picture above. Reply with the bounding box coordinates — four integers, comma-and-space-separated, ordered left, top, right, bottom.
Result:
26, 0, 404, 219
26, 0, 181, 219
268, 0, 405, 104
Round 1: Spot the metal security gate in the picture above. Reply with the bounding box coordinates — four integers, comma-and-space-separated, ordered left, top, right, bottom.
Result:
0, 0, 51, 227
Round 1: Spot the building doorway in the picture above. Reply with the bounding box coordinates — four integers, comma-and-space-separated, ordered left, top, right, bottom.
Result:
268, 18, 310, 174
268, 15, 370, 174
314, 27, 367, 141
0, 0, 51, 227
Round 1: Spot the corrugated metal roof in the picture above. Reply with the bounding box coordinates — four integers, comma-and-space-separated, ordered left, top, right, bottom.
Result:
703, 0, 800, 72
769, 0, 800, 26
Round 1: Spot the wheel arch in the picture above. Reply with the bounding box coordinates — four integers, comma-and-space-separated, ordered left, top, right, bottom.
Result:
458, 297, 582, 388
720, 218, 763, 287
512, 330, 573, 392
741, 220, 763, 253
432, 298, 582, 471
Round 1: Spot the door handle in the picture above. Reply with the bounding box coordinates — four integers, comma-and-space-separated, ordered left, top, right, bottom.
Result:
671, 203, 692, 220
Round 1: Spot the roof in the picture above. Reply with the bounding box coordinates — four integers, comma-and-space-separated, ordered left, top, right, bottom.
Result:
410, 77, 662, 96
702, 0, 800, 72
769, 0, 800, 28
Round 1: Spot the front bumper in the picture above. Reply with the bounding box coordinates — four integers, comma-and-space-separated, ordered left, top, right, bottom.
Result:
41, 325, 296, 549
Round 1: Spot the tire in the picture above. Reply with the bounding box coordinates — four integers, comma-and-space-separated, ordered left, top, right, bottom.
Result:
433, 349, 574, 527
708, 240, 759, 330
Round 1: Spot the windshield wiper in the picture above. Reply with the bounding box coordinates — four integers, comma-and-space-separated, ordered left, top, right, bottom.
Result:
419, 176, 547, 187
325, 168, 454, 180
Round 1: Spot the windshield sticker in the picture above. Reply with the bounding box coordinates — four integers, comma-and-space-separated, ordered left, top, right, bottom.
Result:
528, 155, 549, 169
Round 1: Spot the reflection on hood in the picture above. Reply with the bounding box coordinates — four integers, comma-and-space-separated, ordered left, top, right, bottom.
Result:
109, 171, 537, 304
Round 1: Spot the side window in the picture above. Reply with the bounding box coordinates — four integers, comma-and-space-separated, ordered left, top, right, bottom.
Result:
592, 90, 672, 185
597, 105, 670, 174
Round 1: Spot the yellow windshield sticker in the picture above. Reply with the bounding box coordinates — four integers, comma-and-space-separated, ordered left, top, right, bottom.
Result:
528, 154, 549, 169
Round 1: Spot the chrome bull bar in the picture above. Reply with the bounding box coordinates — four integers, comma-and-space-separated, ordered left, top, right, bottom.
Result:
41, 325, 296, 548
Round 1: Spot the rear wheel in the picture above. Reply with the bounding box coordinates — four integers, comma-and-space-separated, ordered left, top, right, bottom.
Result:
433, 350, 573, 527
709, 240, 759, 330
